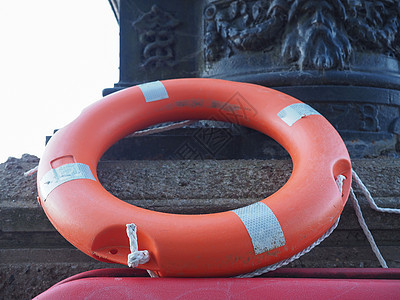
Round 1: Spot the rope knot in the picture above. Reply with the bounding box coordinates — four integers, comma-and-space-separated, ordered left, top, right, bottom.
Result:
126, 223, 150, 268
335, 174, 346, 196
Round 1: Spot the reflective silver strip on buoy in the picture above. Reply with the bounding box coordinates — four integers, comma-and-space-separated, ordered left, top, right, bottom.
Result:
39, 163, 96, 200
233, 202, 285, 255
277, 103, 321, 126
138, 81, 169, 102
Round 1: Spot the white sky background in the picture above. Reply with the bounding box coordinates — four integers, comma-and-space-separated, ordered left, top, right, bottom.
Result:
0, 1, 119, 163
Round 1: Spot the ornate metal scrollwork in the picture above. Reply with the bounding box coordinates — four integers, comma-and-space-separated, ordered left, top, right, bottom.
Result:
133, 5, 181, 69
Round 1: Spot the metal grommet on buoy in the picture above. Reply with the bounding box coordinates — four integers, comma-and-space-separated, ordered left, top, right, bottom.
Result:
37, 79, 351, 277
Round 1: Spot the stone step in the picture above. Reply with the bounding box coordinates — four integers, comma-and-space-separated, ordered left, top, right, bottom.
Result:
2, 158, 400, 202
1, 198, 399, 233
0, 262, 119, 300
2, 244, 400, 299
1, 227, 400, 255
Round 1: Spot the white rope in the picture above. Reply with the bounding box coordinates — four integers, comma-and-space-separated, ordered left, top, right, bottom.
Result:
23, 120, 196, 177
336, 174, 346, 196
235, 216, 341, 278
24, 165, 38, 177
146, 270, 159, 278
349, 187, 388, 268
126, 223, 150, 268
348, 169, 400, 268
126, 120, 196, 138
352, 170, 400, 214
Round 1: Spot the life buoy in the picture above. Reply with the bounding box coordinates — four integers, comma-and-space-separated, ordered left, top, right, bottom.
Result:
37, 79, 351, 277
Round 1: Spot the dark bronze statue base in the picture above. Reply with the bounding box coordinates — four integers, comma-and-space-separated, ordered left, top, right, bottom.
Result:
104, 0, 400, 158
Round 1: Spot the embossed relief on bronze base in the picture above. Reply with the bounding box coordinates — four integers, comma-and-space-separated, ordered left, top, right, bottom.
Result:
201, 0, 400, 157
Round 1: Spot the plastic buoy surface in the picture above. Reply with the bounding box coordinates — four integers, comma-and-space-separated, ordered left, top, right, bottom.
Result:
37, 79, 351, 277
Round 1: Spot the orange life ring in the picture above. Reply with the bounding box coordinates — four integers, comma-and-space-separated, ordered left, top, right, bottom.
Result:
37, 79, 351, 277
